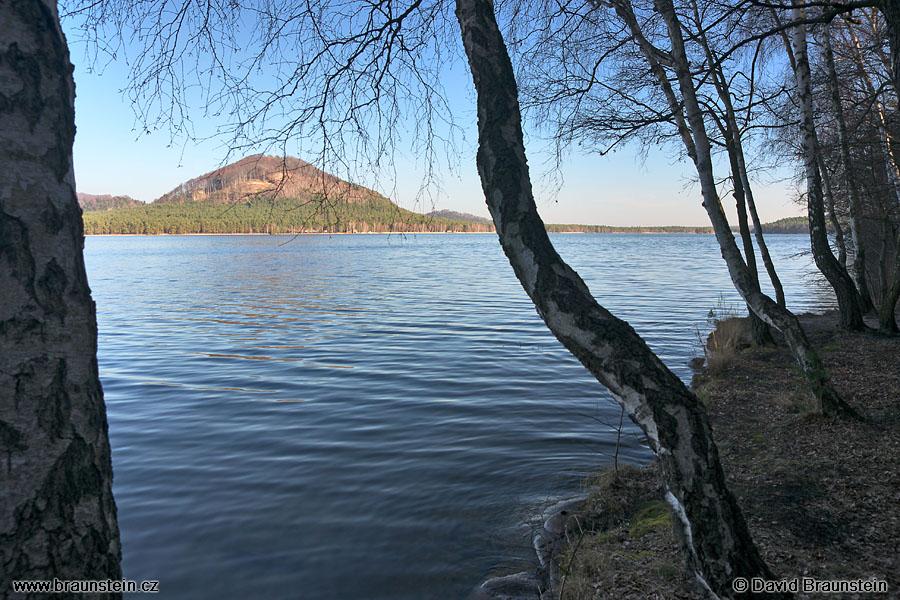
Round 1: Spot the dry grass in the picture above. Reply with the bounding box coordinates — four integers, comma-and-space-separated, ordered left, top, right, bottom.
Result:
553, 312, 900, 599
556, 466, 694, 600
703, 316, 752, 375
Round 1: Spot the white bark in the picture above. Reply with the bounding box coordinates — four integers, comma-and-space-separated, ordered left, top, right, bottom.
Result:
825, 21, 874, 306
454, 0, 781, 596
611, 0, 855, 416
0, 0, 121, 592
790, 2, 866, 330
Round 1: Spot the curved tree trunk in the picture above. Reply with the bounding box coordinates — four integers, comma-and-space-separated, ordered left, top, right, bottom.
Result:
0, 0, 122, 594
454, 1, 783, 597
791, 3, 866, 331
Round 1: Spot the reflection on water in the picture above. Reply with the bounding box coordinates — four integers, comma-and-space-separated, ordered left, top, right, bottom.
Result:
85, 233, 834, 600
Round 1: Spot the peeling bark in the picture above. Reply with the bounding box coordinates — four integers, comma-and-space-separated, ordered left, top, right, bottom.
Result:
0, 0, 121, 595
454, 0, 782, 597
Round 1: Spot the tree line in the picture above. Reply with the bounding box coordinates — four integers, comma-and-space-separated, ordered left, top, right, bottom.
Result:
80, 196, 811, 235
80, 197, 495, 234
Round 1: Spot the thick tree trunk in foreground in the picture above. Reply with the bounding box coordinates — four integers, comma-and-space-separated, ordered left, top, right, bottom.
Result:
0, 0, 122, 595
792, 4, 866, 331
454, 0, 779, 597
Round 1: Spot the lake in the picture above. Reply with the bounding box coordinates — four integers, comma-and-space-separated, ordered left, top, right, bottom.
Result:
84, 233, 834, 599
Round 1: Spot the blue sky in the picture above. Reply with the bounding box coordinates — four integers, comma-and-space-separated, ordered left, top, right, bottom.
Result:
63, 18, 804, 227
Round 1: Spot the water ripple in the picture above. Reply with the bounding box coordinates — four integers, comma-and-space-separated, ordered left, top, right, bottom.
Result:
86, 233, 833, 599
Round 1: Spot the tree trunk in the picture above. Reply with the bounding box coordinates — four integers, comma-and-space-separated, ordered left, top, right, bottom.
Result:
729, 140, 775, 345
637, 0, 856, 418
846, 17, 900, 205
817, 154, 848, 269
692, 4, 786, 310
454, 0, 782, 597
791, 3, 866, 331
0, 0, 122, 594
737, 147, 787, 309
875, 0, 900, 332
822, 23, 872, 309
880, 243, 900, 332
882, 0, 900, 98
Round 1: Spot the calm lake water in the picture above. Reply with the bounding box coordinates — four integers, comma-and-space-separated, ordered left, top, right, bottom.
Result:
85, 233, 834, 599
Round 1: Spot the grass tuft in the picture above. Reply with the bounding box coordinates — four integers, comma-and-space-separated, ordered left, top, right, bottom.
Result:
705, 317, 751, 374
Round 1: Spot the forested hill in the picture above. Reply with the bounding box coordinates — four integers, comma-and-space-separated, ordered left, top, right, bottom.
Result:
155, 154, 383, 205
82, 197, 495, 235
756, 216, 808, 234
81, 154, 494, 234
77, 193, 143, 211
427, 210, 492, 223
79, 154, 810, 235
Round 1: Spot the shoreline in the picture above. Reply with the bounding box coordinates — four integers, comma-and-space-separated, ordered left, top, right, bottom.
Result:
475, 310, 900, 599
82, 231, 782, 237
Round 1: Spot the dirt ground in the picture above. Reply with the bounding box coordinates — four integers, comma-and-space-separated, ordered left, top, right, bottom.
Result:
558, 312, 900, 599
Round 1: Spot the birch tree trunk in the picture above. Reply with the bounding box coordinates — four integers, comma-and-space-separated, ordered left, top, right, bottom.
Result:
728, 139, 775, 345
454, 0, 784, 597
691, 2, 786, 310
0, 0, 122, 594
817, 154, 848, 268
791, 2, 866, 331
623, 0, 856, 418
822, 23, 869, 304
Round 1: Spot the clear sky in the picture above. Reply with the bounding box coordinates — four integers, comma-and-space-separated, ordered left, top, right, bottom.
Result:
62, 18, 804, 228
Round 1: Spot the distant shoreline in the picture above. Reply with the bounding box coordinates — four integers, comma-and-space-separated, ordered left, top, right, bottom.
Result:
82, 230, 727, 236
84, 230, 810, 236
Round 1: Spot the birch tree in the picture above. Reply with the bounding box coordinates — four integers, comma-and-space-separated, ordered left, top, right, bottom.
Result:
790, 0, 868, 330
66, 0, 794, 595
516, 0, 858, 415
0, 0, 122, 593
455, 0, 781, 596
821, 21, 872, 305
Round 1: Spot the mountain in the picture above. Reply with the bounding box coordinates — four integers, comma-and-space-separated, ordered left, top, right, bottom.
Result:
81, 155, 496, 235
427, 210, 492, 224
155, 154, 378, 205
77, 193, 143, 211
